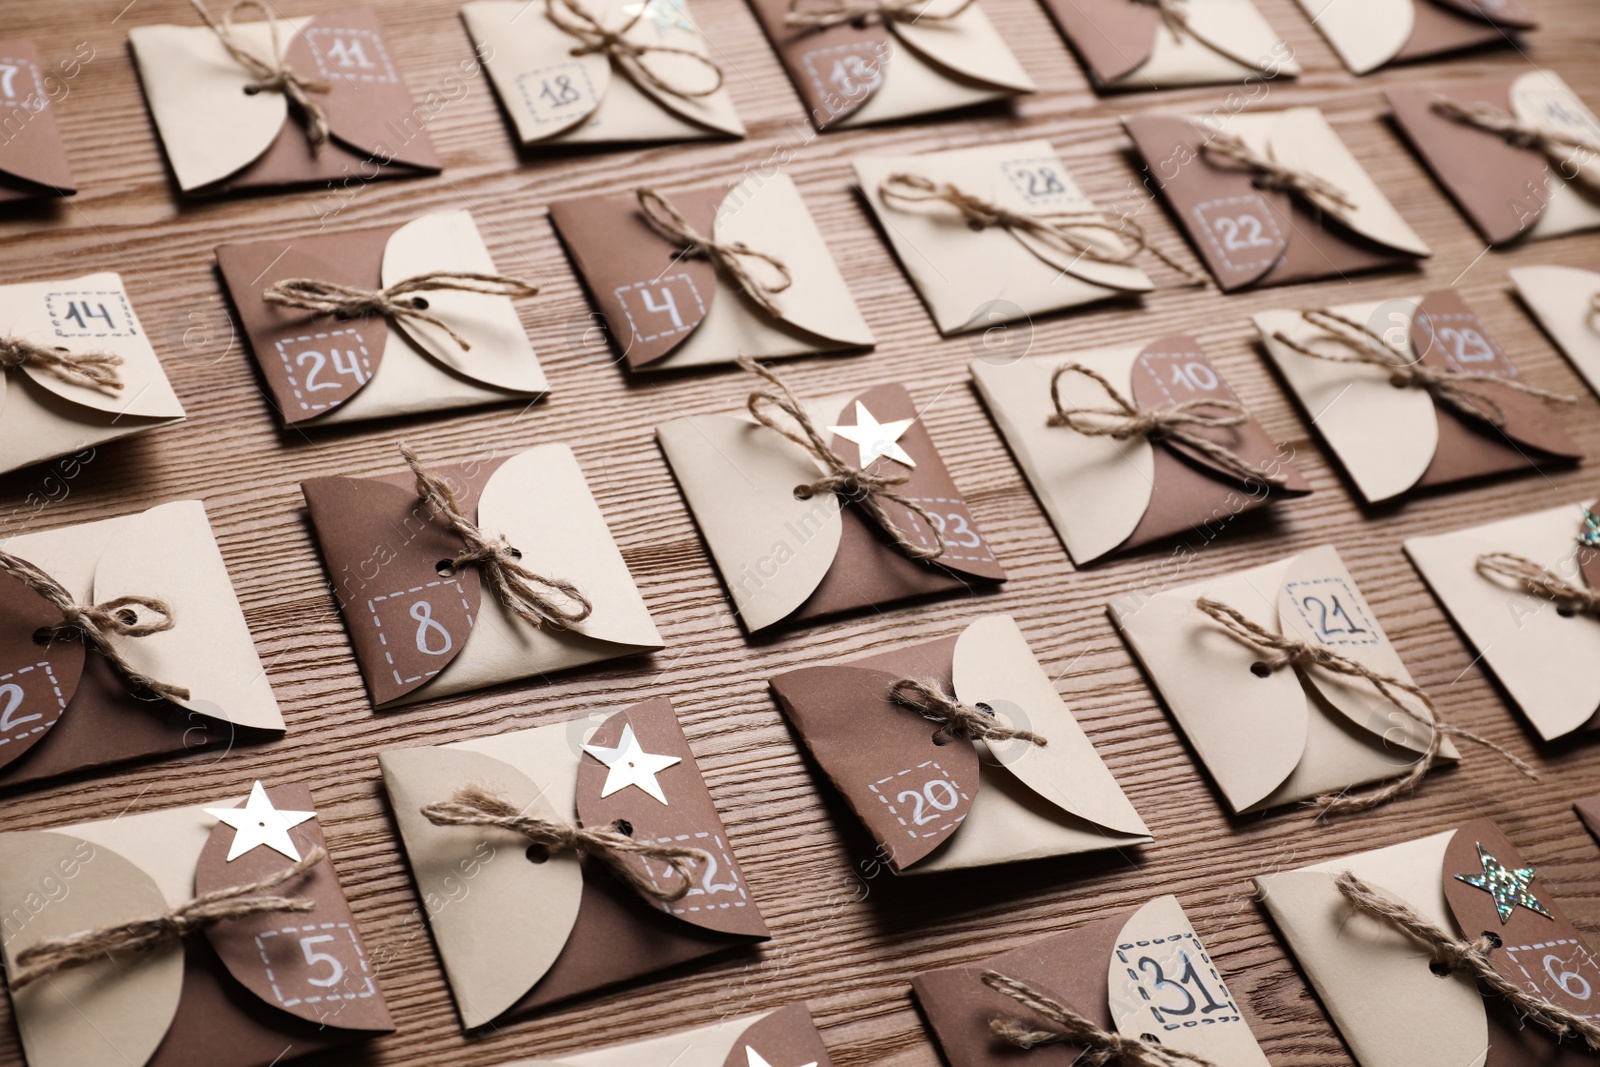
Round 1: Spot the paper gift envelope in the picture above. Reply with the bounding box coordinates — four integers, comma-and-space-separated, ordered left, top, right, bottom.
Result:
1388, 72, 1600, 245
1404, 502, 1600, 742
0, 40, 75, 201
768, 614, 1150, 874
1043, 0, 1298, 90
914, 895, 1270, 1067
1124, 107, 1431, 291
0, 781, 393, 1067
657, 381, 1005, 633
549, 174, 873, 371
379, 698, 770, 1028
217, 209, 549, 426
1255, 290, 1580, 505
1109, 543, 1457, 815
1511, 265, 1600, 397
302, 444, 661, 708
0, 272, 186, 475
1256, 818, 1600, 1067
1579, 796, 1600, 843
747, 0, 1033, 131
462, 0, 743, 148
0, 499, 282, 789
971, 335, 1310, 565
1296, 0, 1534, 75
504, 1004, 833, 1067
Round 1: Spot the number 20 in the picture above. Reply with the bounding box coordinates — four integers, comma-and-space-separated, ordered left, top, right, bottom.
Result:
898, 779, 960, 825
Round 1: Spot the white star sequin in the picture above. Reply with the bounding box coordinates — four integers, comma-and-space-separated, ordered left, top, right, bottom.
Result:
829, 401, 916, 468
583, 724, 681, 805
747, 1049, 817, 1067
205, 781, 316, 862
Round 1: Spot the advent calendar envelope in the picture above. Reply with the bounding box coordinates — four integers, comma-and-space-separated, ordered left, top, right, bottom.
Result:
914, 896, 1269, 1067
658, 379, 1005, 633
379, 698, 770, 1028
1511, 265, 1600, 397
1255, 291, 1580, 505
768, 615, 1150, 874
1109, 544, 1456, 815
0, 781, 392, 1067
462, 0, 743, 148
217, 209, 548, 426
1297, 0, 1533, 75
972, 335, 1310, 565
747, 0, 1033, 131
0, 500, 282, 789
302, 445, 661, 708
1405, 502, 1600, 741
1125, 107, 1431, 291
0, 40, 75, 200
1579, 797, 1600, 842
128, 7, 439, 195
1388, 72, 1600, 246
1044, 0, 1297, 90
504, 1004, 833, 1067
549, 175, 873, 371
1256, 819, 1600, 1067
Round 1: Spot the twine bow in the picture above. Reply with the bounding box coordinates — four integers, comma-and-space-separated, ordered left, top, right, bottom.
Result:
421, 786, 709, 903
878, 173, 1203, 286
1195, 597, 1535, 814
1201, 130, 1356, 216
1335, 870, 1600, 1051
189, 0, 330, 150
1048, 362, 1286, 488
1477, 552, 1600, 617
0, 549, 189, 704
1132, 0, 1280, 76
1432, 93, 1600, 170
1269, 308, 1575, 429
783, 0, 977, 29
399, 445, 592, 630
737, 355, 946, 561
636, 188, 792, 318
982, 970, 1216, 1066
262, 272, 540, 352
547, 0, 724, 99
10, 846, 324, 989
0, 337, 124, 395
889, 678, 1047, 746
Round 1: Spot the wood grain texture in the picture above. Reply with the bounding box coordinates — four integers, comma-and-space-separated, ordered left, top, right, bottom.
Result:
2, 1, 1599, 1065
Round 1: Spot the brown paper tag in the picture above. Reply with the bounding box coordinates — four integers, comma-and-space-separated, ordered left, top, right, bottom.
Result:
744, 0, 888, 129
0, 40, 75, 198
0, 565, 85, 774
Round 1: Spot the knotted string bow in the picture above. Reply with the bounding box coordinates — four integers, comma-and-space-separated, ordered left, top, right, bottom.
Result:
888, 678, 1047, 746
1476, 551, 1600, 617
1201, 129, 1356, 216
1432, 93, 1600, 174
0, 336, 124, 395
982, 970, 1216, 1066
547, 0, 724, 99
636, 188, 793, 318
262, 272, 539, 352
189, 0, 331, 149
783, 0, 977, 29
1132, 0, 1281, 76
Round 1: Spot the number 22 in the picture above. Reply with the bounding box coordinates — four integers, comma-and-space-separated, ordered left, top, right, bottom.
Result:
1213, 214, 1273, 251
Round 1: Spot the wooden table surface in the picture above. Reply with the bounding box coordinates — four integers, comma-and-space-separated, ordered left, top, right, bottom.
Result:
4, 0, 1600, 1064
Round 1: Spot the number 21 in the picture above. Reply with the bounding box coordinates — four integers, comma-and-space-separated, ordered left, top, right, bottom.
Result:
1303, 593, 1366, 639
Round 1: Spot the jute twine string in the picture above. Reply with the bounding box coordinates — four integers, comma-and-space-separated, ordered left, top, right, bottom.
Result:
1132, 0, 1279, 76
1432, 93, 1600, 169
189, 0, 330, 149
547, 0, 724, 99
888, 678, 1047, 746
0, 550, 189, 704
737, 355, 947, 561
1200, 130, 1356, 216
783, 0, 977, 30
420, 786, 708, 903
0, 337, 124, 395
636, 188, 792, 318
400, 445, 592, 629
981, 970, 1216, 1066
1047, 362, 1287, 488
1335, 870, 1600, 1051
878, 173, 1205, 286
1270, 308, 1575, 429
10, 846, 324, 989
1195, 597, 1536, 814
1477, 551, 1600, 617
262, 272, 540, 352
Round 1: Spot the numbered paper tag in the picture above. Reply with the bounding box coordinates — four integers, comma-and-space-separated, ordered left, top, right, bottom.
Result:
1281, 575, 1380, 649
0, 565, 85, 773
272, 327, 375, 415
901, 496, 997, 565
612, 272, 706, 346
639, 830, 751, 916
255, 922, 379, 1017
799, 41, 887, 117
1001, 156, 1085, 208
1412, 302, 1516, 379
363, 577, 475, 690
305, 27, 398, 83
0, 56, 43, 110
1190, 195, 1285, 276
516, 62, 601, 127
47, 290, 137, 338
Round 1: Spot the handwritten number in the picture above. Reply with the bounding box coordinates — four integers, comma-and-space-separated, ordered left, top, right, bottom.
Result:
0, 65, 18, 100
1436, 326, 1496, 365
898, 778, 960, 825
640, 286, 684, 329
829, 54, 882, 96
1214, 214, 1273, 251
1021, 167, 1067, 198
298, 347, 366, 391
298, 935, 345, 989
1138, 950, 1229, 1019
1544, 954, 1594, 1001
411, 601, 453, 656
0, 683, 38, 734
324, 37, 375, 69
1168, 361, 1219, 393
538, 74, 583, 107
62, 300, 117, 332
684, 850, 739, 896
1303, 594, 1366, 639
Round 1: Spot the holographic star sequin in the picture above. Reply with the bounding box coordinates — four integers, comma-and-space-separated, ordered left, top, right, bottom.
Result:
1579, 507, 1600, 550
1454, 842, 1554, 925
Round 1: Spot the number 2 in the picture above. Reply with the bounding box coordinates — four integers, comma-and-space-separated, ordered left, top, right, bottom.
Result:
898, 779, 960, 825
0, 65, 18, 100
297, 347, 366, 391
1303, 594, 1366, 639
923, 511, 982, 549
298, 935, 345, 989
685, 850, 739, 896
0, 683, 37, 733
1214, 214, 1273, 251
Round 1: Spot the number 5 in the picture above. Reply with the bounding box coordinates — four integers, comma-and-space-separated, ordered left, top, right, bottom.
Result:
299, 934, 345, 988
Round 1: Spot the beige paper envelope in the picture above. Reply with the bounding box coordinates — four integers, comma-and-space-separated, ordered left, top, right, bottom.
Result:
0, 273, 186, 476
1511, 264, 1600, 397
1512, 72, 1600, 240
1292, 0, 1411, 74
1113, 0, 1299, 88
507, 1012, 764, 1067
854, 140, 1151, 335
1405, 502, 1600, 741
1109, 544, 1450, 814
463, 0, 743, 147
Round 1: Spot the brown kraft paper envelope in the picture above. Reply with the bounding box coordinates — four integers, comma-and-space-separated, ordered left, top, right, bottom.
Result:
549, 174, 873, 371
971, 334, 1310, 566
302, 445, 662, 708
0, 41, 75, 200
914, 895, 1270, 1067
0, 782, 392, 1067
1257, 818, 1599, 1067
1110, 543, 1458, 815
128, 8, 438, 195
1577, 796, 1600, 844
1255, 290, 1581, 505
504, 1003, 833, 1067
1124, 108, 1431, 292
0, 500, 283, 790
217, 209, 549, 426
658, 381, 1005, 633
768, 614, 1149, 874
1044, 0, 1298, 90
1297, 0, 1533, 76
379, 698, 769, 1029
